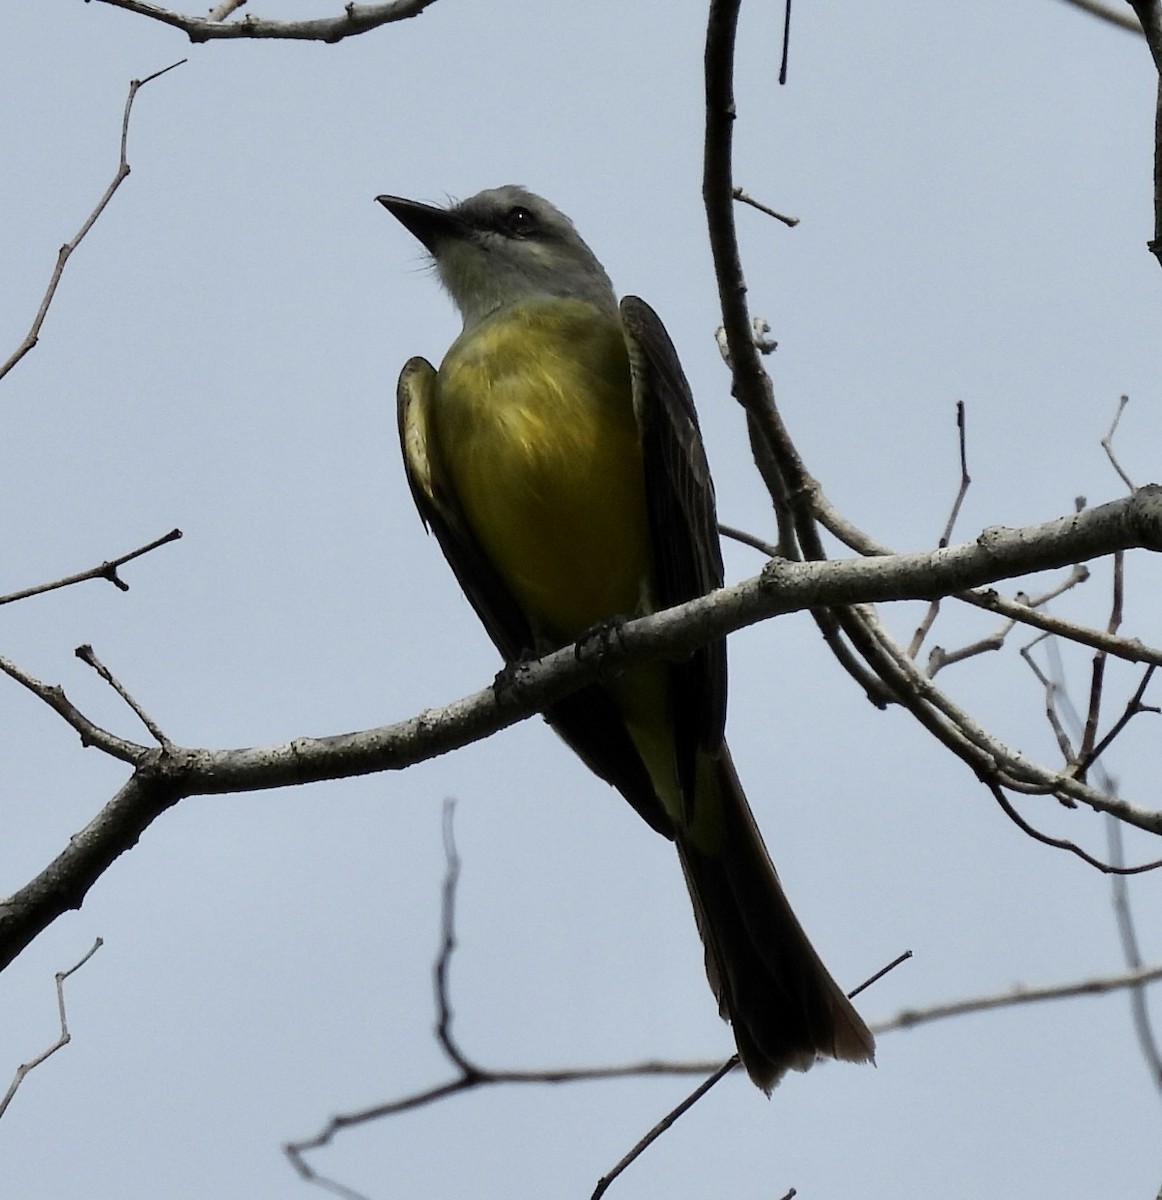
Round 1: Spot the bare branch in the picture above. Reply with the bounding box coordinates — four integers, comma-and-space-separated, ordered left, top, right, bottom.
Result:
285, 810, 727, 1196
6, 491, 1162, 972
591, 1059, 738, 1200
0, 652, 150, 762
0, 62, 185, 384
778, 0, 793, 84
284, 810, 1159, 1200
718, 522, 777, 557
1127, 1, 1162, 262
958, 578, 1162, 666
990, 783, 1162, 874
90, 0, 441, 44
847, 604, 1162, 829
722, 519, 1138, 676
850, 950, 914, 999
1108, 818, 1162, 1091
702, 0, 1162, 846
1078, 665, 1159, 777
432, 801, 475, 1077
288, 810, 905, 1199
1102, 395, 1136, 490
1021, 634, 1080, 768
1078, 551, 1124, 768
75, 645, 173, 749
732, 187, 798, 227
0, 938, 103, 1120
1130, 0, 1162, 70
0, 528, 182, 606
1055, 0, 1143, 32
909, 400, 972, 658
286, 955, 1162, 1195
879, 961, 1162, 1033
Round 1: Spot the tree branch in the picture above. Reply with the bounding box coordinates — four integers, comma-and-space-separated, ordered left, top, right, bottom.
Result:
284, 807, 1162, 1198
0, 938, 103, 1120
90, 0, 441, 44
1056, 0, 1143, 32
0, 528, 181, 606
0, 62, 184, 384
5, 491, 1162, 972
881, 961, 1162, 1032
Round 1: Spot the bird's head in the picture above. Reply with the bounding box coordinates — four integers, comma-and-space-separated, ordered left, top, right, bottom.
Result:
377, 185, 617, 328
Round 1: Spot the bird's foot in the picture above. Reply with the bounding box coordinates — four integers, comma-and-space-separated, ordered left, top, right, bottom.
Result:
492, 656, 538, 703
573, 616, 629, 681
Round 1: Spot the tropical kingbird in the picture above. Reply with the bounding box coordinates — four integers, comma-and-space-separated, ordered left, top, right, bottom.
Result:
378, 185, 874, 1090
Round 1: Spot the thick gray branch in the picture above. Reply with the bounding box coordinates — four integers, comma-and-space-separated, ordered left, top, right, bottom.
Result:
3, 487, 1161, 971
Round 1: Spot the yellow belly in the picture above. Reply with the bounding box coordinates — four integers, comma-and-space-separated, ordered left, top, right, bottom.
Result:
433, 299, 654, 648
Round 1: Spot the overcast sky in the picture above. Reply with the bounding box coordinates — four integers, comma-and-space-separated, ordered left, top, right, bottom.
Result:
2, 2, 1161, 1198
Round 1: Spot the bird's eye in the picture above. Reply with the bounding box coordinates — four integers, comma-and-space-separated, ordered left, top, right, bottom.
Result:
503, 206, 536, 236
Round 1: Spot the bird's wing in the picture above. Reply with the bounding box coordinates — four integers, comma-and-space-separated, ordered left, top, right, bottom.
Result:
397, 354, 673, 836
620, 297, 728, 812
398, 356, 533, 663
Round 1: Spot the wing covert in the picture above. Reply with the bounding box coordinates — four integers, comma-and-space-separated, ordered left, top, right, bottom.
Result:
620, 296, 728, 804
396, 354, 673, 836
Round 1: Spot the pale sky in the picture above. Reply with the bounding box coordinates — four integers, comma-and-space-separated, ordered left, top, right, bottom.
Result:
2, 2, 1161, 1198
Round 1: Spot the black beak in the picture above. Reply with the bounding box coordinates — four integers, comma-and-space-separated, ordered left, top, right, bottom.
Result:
376, 195, 464, 252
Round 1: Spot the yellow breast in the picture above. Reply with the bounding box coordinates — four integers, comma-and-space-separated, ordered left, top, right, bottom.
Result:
432, 299, 654, 648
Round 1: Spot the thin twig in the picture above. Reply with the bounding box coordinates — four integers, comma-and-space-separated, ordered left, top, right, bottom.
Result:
75, 645, 172, 749
0, 62, 185, 384
909, 401, 971, 658
732, 187, 799, 227
1077, 551, 1123, 768
591, 946, 910, 1199
1020, 635, 1079, 770
849, 950, 913, 999
591, 1057, 738, 1200
433, 800, 474, 1076
958, 576, 1162, 666
719, 522, 777, 557
1102, 395, 1136, 491
0, 651, 149, 763
1107, 817, 1162, 1092
880, 960, 1162, 1032
989, 784, 1162, 874
927, 619, 1013, 676
778, 0, 792, 84
926, 567, 1091, 677
0, 938, 103, 1120
0, 528, 182, 606
1055, 0, 1142, 33
1076, 666, 1159, 778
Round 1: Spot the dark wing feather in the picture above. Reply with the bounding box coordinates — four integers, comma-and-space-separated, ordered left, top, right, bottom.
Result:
397, 357, 533, 662
620, 297, 728, 816
397, 355, 672, 836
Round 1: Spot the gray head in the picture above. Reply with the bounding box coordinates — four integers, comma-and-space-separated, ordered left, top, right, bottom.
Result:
377, 186, 617, 328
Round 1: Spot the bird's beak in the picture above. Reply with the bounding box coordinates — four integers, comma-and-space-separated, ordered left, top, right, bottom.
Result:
376, 195, 464, 252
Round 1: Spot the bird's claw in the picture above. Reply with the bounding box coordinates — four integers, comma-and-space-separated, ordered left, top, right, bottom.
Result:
573, 616, 629, 681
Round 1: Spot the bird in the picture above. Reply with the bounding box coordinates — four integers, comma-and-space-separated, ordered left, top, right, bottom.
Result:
378, 185, 874, 1090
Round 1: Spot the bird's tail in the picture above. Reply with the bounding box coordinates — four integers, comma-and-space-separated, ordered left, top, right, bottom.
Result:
675, 748, 875, 1091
